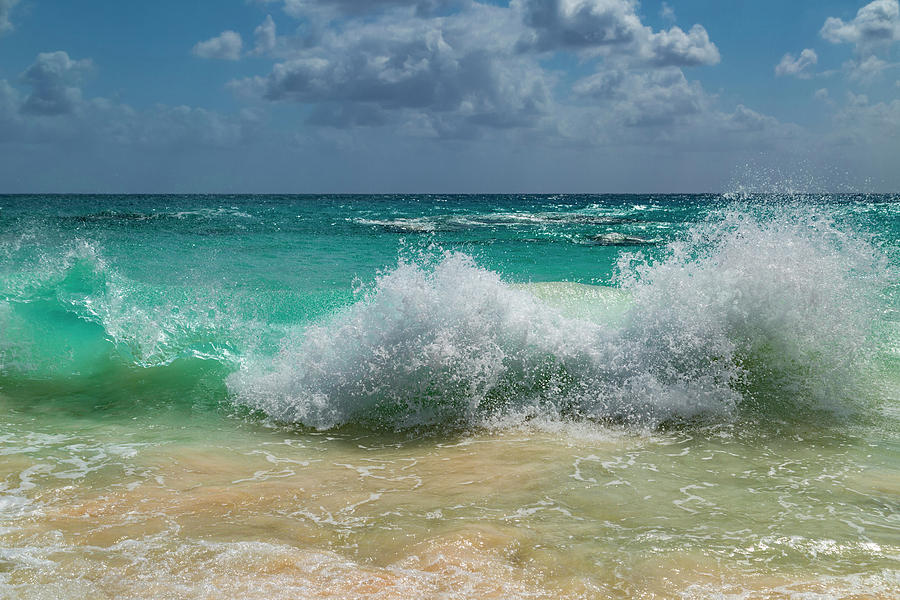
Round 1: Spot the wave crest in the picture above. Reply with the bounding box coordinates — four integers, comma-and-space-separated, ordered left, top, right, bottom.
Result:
229, 204, 888, 430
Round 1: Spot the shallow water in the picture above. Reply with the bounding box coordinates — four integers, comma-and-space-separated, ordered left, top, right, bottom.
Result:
0, 194, 898, 598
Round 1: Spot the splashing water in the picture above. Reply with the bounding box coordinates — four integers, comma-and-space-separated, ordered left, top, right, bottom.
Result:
229, 203, 889, 430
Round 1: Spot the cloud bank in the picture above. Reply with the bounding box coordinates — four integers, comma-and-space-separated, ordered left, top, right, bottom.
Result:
0, 0, 898, 191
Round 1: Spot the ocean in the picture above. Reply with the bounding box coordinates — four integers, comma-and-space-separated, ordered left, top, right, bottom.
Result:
0, 194, 897, 598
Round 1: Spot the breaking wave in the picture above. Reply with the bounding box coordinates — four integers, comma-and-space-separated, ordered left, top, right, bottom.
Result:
0, 237, 277, 380
229, 204, 891, 430
1, 201, 893, 429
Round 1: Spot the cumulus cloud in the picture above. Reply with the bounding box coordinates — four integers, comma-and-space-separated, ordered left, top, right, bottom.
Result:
557, 93, 798, 151
263, 0, 461, 19
231, 0, 733, 142
253, 15, 277, 55
573, 68, 708, 127
20, 51, 93, 116
775, 48, 818, 78
562, 64, 800, 149
645, 24, 720, 67
517, 0, 643, 50
257, 32, 474, 109
2, 49, 266, 152
821, 0, 900, 46
232, 3, 553, 137
820, 1, 900, 83
515, 0, 719, 66
217, 0, 802, 157
0, 0, 19, 34
192, 30, 244, 60
725, 104, 783, 133
1, 5, 813, 192
848, 54, 892, 80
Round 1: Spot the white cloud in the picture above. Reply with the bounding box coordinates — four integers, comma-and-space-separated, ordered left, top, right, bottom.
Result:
660, 2, 675, 22
821, 0, 900, 46
224, 0, 800, 154
253, 15, 277, 55
231, 3, 554, 137
1, 6, 824, 192
2, 50, 265, 151
573, 67, 708, 127
260, 0, 461, 20
515, 0, 720, 66
20, 51, 93, 116
7, 0, 790, 176
516, 0, 644, 50
820, 1, 900, 83
0, 0, 19, 35
645, 24, 720, 67
559, 64, 802, 151
192, 30, 244, 60
847, 54, 892, 80
725, 104, 782, 133
775, 48, 818, 78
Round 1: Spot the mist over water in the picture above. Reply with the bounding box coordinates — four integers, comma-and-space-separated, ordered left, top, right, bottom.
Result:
0, 194, 898, 598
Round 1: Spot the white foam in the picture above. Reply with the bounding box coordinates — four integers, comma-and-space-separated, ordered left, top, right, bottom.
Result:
230, 204, 886, 430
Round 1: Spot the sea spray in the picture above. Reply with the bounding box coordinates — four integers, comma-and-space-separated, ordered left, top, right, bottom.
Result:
617, 203, 887, 416
228, 253, 595, 429
229, 202, 888, 430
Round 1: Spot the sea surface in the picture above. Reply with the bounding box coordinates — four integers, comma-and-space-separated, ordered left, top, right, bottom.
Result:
0, 194, 898, 598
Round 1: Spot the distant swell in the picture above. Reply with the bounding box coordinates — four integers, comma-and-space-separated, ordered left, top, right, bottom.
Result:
229, 204, 888, 430
352, 211, 640, 234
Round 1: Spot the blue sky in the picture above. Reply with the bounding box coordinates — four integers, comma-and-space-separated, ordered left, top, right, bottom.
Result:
0, 0, 898, 192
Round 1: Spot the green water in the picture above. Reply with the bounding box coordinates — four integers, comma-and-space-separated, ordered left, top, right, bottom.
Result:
0, 194, 898, 598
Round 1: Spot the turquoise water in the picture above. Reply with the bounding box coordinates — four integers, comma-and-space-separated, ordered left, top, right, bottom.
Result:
1, 194, 898, 598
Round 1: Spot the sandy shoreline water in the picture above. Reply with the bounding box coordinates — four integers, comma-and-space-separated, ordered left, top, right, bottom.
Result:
2, 413, 897, 599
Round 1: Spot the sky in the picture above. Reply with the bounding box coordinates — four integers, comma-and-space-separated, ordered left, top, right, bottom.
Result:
0, 0, 898, 193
